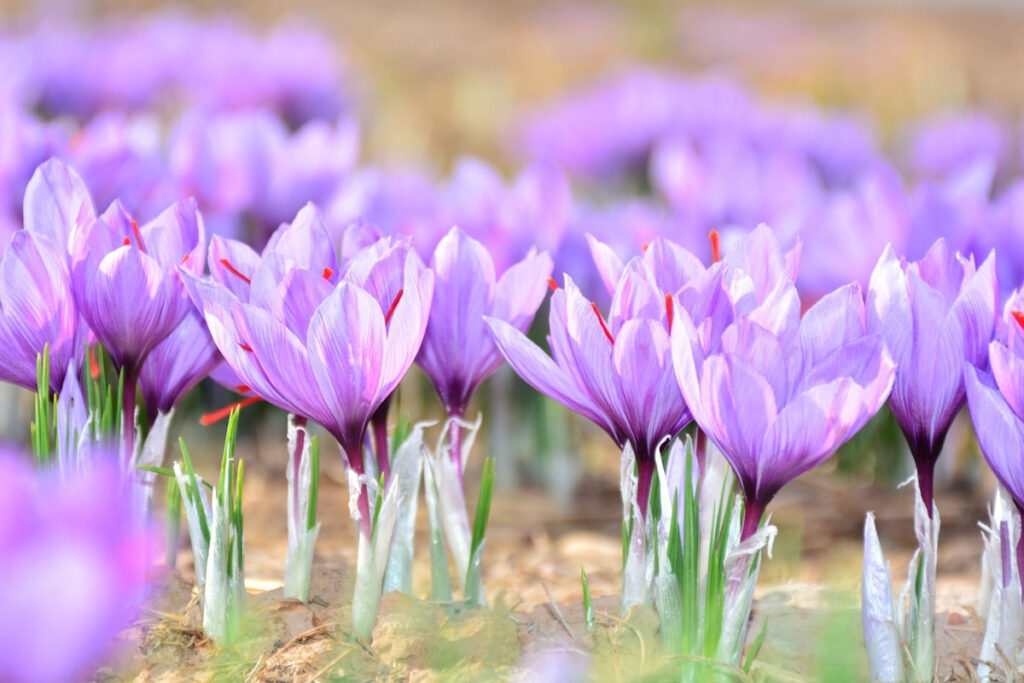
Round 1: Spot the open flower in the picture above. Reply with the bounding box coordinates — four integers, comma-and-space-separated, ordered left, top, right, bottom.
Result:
866, 238, 997, 513
673, 264, 895, 539
69, 197, 205, 375
418, 227, 553, 418
185, 204, 433, 533
488, 239, 725, 518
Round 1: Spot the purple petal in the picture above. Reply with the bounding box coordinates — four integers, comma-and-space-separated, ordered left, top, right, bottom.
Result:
23, 159, 96, 250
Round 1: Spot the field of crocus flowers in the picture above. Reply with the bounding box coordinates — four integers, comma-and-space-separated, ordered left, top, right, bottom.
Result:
5, 1, 1024, 681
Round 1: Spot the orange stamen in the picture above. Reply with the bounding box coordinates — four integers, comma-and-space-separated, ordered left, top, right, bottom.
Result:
220, 258, 252, 285
130, 218, 146, 252
88, 347, 100, 380
323, 266, 334, 280
709, 229, 721, 263
591, 302, 615, 344
199, 395, 261, 426
384, 289, 404, 325
665, 294, 673, 333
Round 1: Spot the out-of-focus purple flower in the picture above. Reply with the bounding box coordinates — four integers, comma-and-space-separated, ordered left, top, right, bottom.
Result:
418, 227, 553, 418
168, 110, 358, 241
0, 451, 156, 683
69, 197, 205, 374
673, 273, 895, 539
488, 239, 725, 517
908, 112, 1007, 179
867, 238, 997, 513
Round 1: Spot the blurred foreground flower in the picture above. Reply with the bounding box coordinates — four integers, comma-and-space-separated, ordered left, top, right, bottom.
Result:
0, 450, 155, 683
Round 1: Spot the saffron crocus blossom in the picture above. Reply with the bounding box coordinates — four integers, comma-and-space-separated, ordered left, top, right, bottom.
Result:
488, 257, 709, 518
673, 278, 895, 540
418, 227, 552, 461
0, 451, 155, 683
185, 204, 433, 533
866, 238, 997, 513
70, 197, 205, 460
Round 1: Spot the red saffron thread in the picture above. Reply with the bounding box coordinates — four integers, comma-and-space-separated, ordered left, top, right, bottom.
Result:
384, 289, 404, 325
547, 277, 559, 291
665, 294, 673, 333
323, 267, 334, 280
1012, 311, 1024, 331
709, 229, 721, 263
220, 258, 252, 284
130, 218, 146, 252
88, 347, 101, 380
199, 395, 261, 426
591, 302, 615, 344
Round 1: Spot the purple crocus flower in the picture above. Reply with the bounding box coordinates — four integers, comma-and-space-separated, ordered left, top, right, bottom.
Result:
0, 159, 92, 391
487, 243, 721, 517
185, 204, 433, 535
0, 450, 155, 683
69, 196, 205, 458
673, 258, 895, 540
866, 238, 997, 513
417, 227, 553, 469
69, 198, 205, 373
964, 297, 1024, 576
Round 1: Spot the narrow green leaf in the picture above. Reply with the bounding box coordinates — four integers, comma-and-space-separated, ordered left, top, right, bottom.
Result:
306, 435, 320, 532
179, 437, 210, 544
581, 567, 594, 631
743, 619, 768, 673
469, 458, 496, 566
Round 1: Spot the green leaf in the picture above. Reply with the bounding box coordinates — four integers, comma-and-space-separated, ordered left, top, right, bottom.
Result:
581, 567, 594, 631
306, 435, 320, 532
743, 619, 768, 673
178, 437, 210, 545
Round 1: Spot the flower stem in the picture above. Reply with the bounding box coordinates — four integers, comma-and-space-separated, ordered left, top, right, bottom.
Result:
740, 500, 764, 542
122, 365, 139, 472
371, 395, 392, 482
345, 442, 373, 538
448, 410, 464, 479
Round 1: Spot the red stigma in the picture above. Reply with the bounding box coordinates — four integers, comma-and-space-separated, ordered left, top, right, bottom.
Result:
642, 242, 650, 252
323, 266, 334, 280
665, 294, 673, 333
200, 395, 261, 426
238, 343, 254, 352
384, 289, 404, 325
547, 277, 558, 291
130, 218, 146, 252
220, 258, 252, 285
236, 384, 251, 393
590, 302, 615, 344
1013, 311, 1024, 332
122, 237, 131, 246
709, 229, 721, 263
88, 347, 100, 380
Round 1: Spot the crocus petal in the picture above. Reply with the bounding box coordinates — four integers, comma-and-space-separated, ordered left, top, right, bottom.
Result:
23, 159, 96, 249
585, 233, 625, 295
965, 366, 1024, 506
381, 265, 433, 396
140, 198, 205, 273
306, 283, 387, 448
486, 316, 615, 437
265, 202, 337, 273
866, 244, 912, 370
699, 354, 778, 492
209, 235, 259, 298
990, 341, 1024, 422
